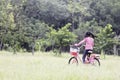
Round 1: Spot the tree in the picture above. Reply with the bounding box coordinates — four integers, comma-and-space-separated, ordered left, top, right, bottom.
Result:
44, 23, 77, 54
85, 0, 120, 35
113, 35, 120, 56
95, 24, 116, 57
0, 0, 120, 55
15, 16, 50, 55
27, 19, 49, 55
0, 0, 16, 52
73, 18, 101, 42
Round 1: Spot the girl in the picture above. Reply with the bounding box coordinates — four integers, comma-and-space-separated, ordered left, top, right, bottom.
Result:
74, 32, 95, 63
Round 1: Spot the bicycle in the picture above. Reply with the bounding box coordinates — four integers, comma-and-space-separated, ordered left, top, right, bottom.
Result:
68, 45, 100, 66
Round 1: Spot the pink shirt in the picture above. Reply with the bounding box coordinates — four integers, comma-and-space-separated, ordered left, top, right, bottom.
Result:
78, 37, 94, 50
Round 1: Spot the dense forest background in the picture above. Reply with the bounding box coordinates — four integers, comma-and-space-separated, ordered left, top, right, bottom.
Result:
0, 0, 120, 55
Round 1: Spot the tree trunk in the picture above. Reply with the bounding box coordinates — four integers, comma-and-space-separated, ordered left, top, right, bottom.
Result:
113, 45, 118, 56
32, 43, 35, 55
32, 39, 35, 55
0, 41, 2, 50
113, 35, 119, 56
13, 48, 16, 54
59, 46, 62, 55
101, 49, 105, 59
71, 12, 74, 31
32, 37, 36, 55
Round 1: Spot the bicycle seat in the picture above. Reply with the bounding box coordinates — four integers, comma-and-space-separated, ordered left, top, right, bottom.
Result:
88, 51, 93, 53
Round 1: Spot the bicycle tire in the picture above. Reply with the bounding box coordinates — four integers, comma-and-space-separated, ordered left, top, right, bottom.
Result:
92, 57, 100, 66
68, 57, 78, 65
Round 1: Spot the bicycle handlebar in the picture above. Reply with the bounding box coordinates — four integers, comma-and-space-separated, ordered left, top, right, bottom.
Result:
70, 45, 84, 49
70, 45, 84, 53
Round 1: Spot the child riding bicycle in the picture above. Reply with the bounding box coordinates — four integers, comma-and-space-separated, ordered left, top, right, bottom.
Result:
74, 32, 95, 64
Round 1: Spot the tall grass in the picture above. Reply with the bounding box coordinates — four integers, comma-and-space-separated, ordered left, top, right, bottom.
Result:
0, 51, 120, 80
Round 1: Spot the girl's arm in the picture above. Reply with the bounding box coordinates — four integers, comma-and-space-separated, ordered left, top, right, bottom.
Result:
75, 38, 86, 46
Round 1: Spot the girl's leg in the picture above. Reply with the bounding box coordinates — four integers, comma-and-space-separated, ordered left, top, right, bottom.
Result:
82, 50, 87, 63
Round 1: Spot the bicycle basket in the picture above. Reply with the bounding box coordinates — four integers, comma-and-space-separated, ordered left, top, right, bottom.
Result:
70, 46, 79, 56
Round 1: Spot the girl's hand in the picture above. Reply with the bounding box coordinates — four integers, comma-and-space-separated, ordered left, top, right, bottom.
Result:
74, 44, 78, 46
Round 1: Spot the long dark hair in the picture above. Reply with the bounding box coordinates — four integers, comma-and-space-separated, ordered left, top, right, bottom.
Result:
84, 32, 95, 39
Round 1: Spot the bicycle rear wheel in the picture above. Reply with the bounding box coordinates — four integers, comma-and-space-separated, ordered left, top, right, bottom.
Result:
92, 58, 100, 66
68, 57, 78, 65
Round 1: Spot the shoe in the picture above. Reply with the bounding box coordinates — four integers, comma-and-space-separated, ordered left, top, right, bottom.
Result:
84, 61, 90, 64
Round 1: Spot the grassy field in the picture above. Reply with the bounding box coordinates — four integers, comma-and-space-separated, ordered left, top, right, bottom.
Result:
0, 51, 120, 80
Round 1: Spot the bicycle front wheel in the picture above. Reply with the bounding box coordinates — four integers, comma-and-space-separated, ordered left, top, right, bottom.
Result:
68, 57, 78, 65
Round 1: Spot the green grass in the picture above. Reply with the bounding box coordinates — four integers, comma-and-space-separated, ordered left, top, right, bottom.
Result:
0, 51, 120, 80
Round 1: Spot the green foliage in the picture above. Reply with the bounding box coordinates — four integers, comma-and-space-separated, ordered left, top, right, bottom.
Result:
0, 0, 120, 55
43, 23, 77, 54
56, 23, 77, 46
95, 24, 115, 54
0, 0, 17, 53
74, 19, 101, 41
